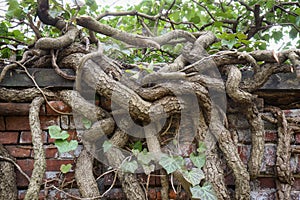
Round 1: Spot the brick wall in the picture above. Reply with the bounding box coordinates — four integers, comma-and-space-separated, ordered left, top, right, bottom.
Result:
1, 101, 300, 199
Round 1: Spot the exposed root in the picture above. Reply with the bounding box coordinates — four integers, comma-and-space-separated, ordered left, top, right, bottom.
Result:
75, 149, 100, 199
226, 65, 264, 179
50, 50, 76, 80
266, 107, 294, 199
25, 97, 46, 200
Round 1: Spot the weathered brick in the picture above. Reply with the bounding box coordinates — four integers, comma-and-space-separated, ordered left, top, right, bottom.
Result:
20, 131, 47, 144
60, 115, 69, 129
104, 188, 126, 199
238, 144, 250, 165
169, 190, 177, 199
16, 159, 33, 187
5, 146, 31, 157
0, 132, 19, 144
5, 116, 30, 130
250, 189, 276, 199
148, 188, 157, 200
40, 116, 60, 130
295, 133, 300, 144
17, 159, 34, 172
255, 177, 276, 188
18, 190, 45, 199
260, 144, 276, 174
137, 173, 156, 186
0, 116, 5, 130
0, 103, 45, 116
264, 130, 277, 142
58, 188, 81, 199
44, 145, 58, 158
46, 101, 72, 115
292, 179, 300, 190
5, 116, 59, 131
284, 109, 300, 117
46, 159, 74, 171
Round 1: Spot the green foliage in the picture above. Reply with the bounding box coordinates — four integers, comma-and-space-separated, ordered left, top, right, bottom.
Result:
48, 125, 78, 154
190, 183, 217, 200
103, 140, 113, 153
60, 164, 72, 174
48, 125, 69, 140
182, 167, 205, 186
121, 160, 138, 173
54, 140, 78, 153
1, 0, 298, 60
159, 154, 185, 174
82, 117, 92, 129
132, 140, 143, 151
48, 125, 78, 173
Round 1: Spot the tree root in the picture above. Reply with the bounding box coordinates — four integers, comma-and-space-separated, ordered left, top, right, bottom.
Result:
266, 107, 294, 199
0, 144, 18, 200
25, 97, 46, 200
75, 149, 101, 199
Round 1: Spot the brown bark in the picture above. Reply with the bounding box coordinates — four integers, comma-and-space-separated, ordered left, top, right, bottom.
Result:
0, 144, 18, 200
25, 97, 46, 200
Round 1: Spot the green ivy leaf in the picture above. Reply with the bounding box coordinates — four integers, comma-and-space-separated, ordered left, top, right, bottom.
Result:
197, 142, 206, 153
55, 140, 78, 153
190, 183, 217, 200
137, 149, 154, 165
190, 153, 206, 169
133, 141, 143, 151
221, 38, 237, 49
103, 140, 113, 153
82, 117, 92, 129
142, 164, 155, 175
48, 125, 69, 140
121, 160, 138, 173
296, 16, 300, 27
159, 155, 184, 174
182, 168, 205, 186
272, 31, 283, 42
60, 164, 72, 174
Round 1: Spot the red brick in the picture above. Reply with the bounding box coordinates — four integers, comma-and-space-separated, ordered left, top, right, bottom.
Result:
68, 130, 79, 141
0, 132, 19, 144
292, 178, 300, 190
48, 130, 78, 143
169, 190, 176, 199
137, 174, 156, 186
238, 145, 250, 165
0, 103, 45, 116
44, 145, 58, 158
260, 145, 276, 174
5, 146, 32, 157
5, 116, 59, 131
256, 177, 276, 188
46, 159, 74, 171
264, 130, 277, 142
0, 116, 5, 130
295, 133, 300, 144
40, 116, 60, 130
17, 159, 34, 172
16, 159, 34, 187
20, 131, 47, 144
18, 190, 45, 199
148, 188, 157, 200
46, 101, 72, 115
5, 116, 30, 130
